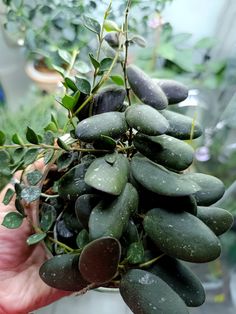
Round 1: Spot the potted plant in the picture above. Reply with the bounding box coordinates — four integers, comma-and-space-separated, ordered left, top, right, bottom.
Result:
0, 2, 233, 313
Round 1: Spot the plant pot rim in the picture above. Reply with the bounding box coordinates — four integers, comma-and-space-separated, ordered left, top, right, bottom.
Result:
25, 60, 62, 84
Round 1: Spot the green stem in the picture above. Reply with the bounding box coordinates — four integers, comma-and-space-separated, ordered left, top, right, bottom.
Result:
139, 253, 166, 268
48, 236, 74, 253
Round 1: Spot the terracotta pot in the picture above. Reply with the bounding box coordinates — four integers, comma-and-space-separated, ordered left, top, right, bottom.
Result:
25, 61, 63, 93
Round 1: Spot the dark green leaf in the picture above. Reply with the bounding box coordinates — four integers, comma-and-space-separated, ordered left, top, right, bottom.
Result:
0, 130, 6, 145
44, 149, 54, 164
76, 77, 91, 94
27, 232, 47, 245
57, 152, 74, 171
84, 16, 101, 35
23, 148, 39, 166
76, 229, 90, 249
2, 212, 24, 229
0, 150, 10, 169
127, 242, 144, 264
62, 94, 76, 111
64, 77, 78, 92
110, 75, 124, 86
99, 58, 113, 72
27, 170, 43, 185
21, 186, 41, 203
89, 53, 100, 70
79, 237, 121, 284
12, 133, 24, 145
13, 148, 25, 163
40, 204, 57, 232
14, 183, 23, 198
56, 138, 70, 151
26, 127, 39, 144
15, 198, 25, 215
2, 188, 15, 205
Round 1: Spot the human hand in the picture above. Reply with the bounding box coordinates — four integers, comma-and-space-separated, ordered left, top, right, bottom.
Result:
0, 161, 70, 314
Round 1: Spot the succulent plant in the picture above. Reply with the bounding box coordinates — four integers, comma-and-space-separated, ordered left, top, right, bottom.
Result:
0, 2, 233, 313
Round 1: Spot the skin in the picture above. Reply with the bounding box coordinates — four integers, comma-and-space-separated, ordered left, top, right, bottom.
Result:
0, 162, 70, 314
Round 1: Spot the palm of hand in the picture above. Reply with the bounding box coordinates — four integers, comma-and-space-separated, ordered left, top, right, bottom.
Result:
0, 184, 69, 314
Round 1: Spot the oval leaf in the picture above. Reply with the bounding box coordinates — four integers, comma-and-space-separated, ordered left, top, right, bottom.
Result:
2, 212, 24, 229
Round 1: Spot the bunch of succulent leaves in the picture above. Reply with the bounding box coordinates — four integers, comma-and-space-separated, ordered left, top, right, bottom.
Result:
0, 13, 234, 314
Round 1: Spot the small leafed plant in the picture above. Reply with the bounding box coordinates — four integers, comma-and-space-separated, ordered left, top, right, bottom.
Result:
0, 2, 233, 313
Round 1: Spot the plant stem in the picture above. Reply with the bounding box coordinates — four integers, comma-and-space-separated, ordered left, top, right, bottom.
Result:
139, 253, 166, 268
48, 236, 74, 253
65, 49, 79, 77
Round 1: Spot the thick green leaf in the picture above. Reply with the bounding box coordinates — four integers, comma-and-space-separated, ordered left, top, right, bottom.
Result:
89, 183, 138, 239
131, 155, 200, 197
85, 154, 129, 195
79, 237, 121, 284
84, 16, 101, 35
27, 170, 43, 185
76, 77, 91, 94
26, 233, 47, 245
155, 79, 188, 105
197, 206, 233, 236
0, 130, 6, 145
21, 186, 41, 203
183, 173, 225, 206
26, 127, 39, 144
43, 130, 55, 145
39, 254, 89, 291
76, 229, 90, 249
127, 242, 144, 264
120, 269, 189, 314
2, 188, 15, 205
149, 255, 205, 307
2, 212, 24, 229
12, 133, 24, 145
144, 208, 221, 263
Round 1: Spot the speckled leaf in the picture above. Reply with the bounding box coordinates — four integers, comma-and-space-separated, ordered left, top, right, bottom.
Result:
44, 149, 54, 164
58, 163, 93, 201
40, 203, 57, 232
2, 212, 24, 229
161, 110, 202, 140
144, 208, 221, 262
75, 194, 101, 229
89, 183, 138, 240
21, 186, 41, 203
183, 173, 225, 205
27, 170, 43, 185
155, 79, 188, 104
149, 255, 205, 307
39, 254, 90, 291
197, 206, 233, 236
23, 148, 39, 166
133, 133, 194, 171
85, 154, 129, 195
57, 152, 74, 171
120, 269, 189, 314
2, 188, 15, 205
76, 112, 128, 143
127, 242, 144, 264
79, 237, 121, 284
26, 232, 46, 245
131, 155, 200, 197
125, 104, 169, 136
127, 64, 168, 110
